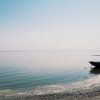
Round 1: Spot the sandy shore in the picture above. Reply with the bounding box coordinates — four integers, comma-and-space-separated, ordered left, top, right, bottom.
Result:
1, 89, 100, 100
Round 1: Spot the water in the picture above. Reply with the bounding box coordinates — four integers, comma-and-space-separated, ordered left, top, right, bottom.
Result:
0, 51, 99, 95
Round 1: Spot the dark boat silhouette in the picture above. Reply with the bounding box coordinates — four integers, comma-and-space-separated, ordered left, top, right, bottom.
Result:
89, 61, 100, 68
89, 55, 100, 68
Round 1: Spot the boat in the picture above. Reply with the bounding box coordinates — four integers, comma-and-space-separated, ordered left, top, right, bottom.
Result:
89, 61, 100, 68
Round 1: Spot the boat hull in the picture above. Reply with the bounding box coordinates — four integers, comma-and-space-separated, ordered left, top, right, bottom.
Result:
89, 61, 100, 68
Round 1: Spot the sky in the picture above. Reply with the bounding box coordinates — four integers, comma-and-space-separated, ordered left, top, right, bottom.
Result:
0, 0, 100, 51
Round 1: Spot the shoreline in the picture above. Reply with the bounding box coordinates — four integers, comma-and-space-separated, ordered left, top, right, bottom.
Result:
1, 75, 100, 100
1, 89, 100, 100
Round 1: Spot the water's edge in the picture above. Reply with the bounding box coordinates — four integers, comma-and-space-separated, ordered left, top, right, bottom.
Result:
1, 75, 100, 99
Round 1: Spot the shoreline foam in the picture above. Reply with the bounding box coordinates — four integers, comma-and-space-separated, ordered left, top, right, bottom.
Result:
1, 75, 100, 99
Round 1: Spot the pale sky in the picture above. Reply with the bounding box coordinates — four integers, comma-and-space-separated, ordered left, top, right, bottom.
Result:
0, 0, 100, 51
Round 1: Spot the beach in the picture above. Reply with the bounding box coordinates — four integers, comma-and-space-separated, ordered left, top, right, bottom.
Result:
1, 89, 100, 100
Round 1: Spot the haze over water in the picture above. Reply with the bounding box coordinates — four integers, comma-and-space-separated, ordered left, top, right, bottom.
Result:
0, 50, 98, 93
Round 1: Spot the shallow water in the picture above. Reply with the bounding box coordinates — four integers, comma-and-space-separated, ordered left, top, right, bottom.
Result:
0, 51, 99, 95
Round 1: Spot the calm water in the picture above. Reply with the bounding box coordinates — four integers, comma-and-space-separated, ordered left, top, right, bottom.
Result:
0, 51, 99, 93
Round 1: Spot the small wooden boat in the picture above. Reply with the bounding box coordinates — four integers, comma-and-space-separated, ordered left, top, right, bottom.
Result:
89, 61, 100, 67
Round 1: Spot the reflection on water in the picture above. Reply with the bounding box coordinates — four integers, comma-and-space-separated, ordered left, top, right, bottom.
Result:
90, 67, 100, 74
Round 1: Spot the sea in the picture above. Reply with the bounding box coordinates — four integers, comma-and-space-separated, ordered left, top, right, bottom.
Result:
0, 50, 100, 96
